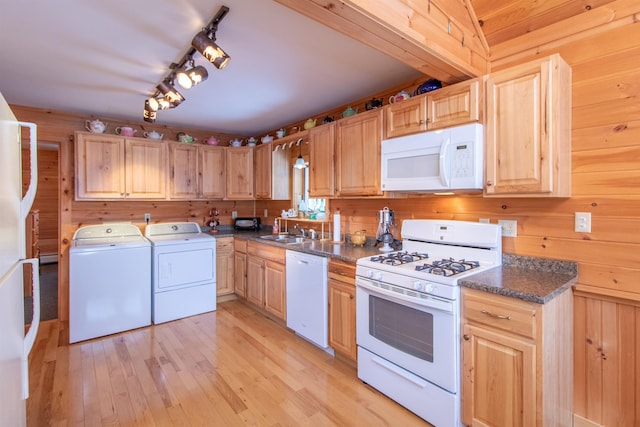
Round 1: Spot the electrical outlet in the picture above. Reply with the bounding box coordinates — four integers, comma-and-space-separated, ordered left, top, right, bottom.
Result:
498, 219, 517, 237
575, 212, 591, 233
232, 211, 238, 219
264, 209, 268, 217
144, 213, 151, 223
479, 218, 490, 224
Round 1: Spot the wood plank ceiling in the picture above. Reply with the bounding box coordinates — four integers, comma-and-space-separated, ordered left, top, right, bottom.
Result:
277, 0, 619, 83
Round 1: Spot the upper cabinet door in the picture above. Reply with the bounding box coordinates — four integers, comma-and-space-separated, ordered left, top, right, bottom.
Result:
254, 143, 272, 199
169, 143, 198, 199
125, 139, 166, 199
226, 147, 254, 200
336, 109, 383, 197
75, 133, 126, 199
427, 78, 481, 130
199, 145, 225, 199
384, 96, 427, 139
309, 123, 336, 197
485, 54, 571, 197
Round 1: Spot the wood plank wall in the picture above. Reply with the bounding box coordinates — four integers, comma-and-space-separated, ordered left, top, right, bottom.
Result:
10, 8, 640, 424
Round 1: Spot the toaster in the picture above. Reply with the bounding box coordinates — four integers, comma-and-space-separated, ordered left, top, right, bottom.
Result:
234, 217, 261, 230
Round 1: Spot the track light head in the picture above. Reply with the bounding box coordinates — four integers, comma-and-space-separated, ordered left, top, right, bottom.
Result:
157, 80, 184, 107
192, 31, 231, 70
143, 99, 157, 123
176, 61, 209, 89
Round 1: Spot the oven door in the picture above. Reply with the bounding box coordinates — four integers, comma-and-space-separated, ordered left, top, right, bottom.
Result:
356, 276, 459, 393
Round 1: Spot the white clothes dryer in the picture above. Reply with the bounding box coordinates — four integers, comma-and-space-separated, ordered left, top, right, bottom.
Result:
145, 222, 216, 324
69, 223, 151, 343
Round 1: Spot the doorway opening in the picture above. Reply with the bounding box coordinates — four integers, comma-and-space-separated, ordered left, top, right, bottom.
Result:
22, 141, 59, 323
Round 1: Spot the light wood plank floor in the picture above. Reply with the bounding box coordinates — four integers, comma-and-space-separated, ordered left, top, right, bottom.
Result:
27, 300, 431, 426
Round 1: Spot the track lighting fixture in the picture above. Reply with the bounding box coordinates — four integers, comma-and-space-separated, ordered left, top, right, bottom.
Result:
157, 80, 184, 107
142, 5, 230, 121
176, 59, 209, 89
143, 99, 157, 123
192, 31, 231, 70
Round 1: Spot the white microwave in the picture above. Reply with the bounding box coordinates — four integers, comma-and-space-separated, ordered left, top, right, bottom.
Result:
381, 123, 484, 192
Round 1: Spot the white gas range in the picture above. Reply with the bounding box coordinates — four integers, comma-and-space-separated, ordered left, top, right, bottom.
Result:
355, 219, 502, 427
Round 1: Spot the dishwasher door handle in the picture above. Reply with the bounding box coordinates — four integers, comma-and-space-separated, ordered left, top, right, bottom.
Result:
297, 259, 309, 265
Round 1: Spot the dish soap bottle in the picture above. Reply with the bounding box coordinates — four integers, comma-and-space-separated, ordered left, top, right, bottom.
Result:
272, 218, 279, 235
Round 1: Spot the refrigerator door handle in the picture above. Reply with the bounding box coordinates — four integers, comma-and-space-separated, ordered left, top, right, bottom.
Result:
21, 257, 40, 399
19, 122, 38, 220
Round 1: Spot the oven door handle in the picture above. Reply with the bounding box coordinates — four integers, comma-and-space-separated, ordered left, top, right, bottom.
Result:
356, 278, 454, 314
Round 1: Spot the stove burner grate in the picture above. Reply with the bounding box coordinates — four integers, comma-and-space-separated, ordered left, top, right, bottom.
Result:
415, 258, 480, 277
369, 251, 429, 266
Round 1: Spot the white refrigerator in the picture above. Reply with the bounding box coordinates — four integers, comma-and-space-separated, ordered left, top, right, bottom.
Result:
0, 91, 40, 427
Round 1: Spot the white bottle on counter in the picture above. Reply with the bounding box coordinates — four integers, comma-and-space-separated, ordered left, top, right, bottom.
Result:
333, 209, 341, 242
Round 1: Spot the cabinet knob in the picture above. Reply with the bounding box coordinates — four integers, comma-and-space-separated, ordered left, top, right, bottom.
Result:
486, 181, 493, 186
463, 334, 470, 341
419, 119, 425, 125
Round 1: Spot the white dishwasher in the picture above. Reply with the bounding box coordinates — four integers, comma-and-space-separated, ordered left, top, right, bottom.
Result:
286, 250, 329, 349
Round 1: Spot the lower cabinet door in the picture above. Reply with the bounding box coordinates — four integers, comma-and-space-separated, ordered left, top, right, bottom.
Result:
462, 324, 536, 427
328, 280, 356, 361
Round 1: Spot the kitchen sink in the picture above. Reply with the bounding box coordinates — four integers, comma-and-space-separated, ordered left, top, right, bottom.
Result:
259, 235, 306, 244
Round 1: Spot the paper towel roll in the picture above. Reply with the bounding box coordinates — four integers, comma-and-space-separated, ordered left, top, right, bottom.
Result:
333, 209, 341, 242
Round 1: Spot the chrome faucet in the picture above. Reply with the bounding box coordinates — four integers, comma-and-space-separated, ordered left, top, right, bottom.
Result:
293, 224, 306, 237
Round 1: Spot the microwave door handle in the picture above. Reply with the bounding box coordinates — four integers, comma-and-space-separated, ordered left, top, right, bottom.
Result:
439, 136, 451, 188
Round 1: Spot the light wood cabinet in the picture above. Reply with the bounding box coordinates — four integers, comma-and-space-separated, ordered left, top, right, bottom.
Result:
233, 239, 247, 298
225, 147, 254, 200
328, 259, 357, 361
75, 132, 166, 200
309, 123, 336, 197
384, 78, 481, 139
461, 287, 573, 427
199, 145, 225, 199
427, 78, 481, 130
215, 237, 234, 296
254, 143, 290, 200
484, 54, 572, 197
168, 143, 198, 199
336, 109, 383, 196
246, 241, 286, 320
170, 144, 225, 200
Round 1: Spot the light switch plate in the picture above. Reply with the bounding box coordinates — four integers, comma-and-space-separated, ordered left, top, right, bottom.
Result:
575, 212, 591, 233
232, 211, 238, 219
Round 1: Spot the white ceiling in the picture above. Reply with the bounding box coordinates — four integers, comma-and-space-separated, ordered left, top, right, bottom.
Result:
0, 0, 425, 136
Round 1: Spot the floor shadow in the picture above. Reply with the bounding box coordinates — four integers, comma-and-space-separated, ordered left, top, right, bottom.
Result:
24, 262, 58, 324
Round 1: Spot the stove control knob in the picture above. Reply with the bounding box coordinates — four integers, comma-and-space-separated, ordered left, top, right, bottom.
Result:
366, 270, 374, 279
425, 284, 435, 293
375, 272, 383, 281
413, 281, 424, 292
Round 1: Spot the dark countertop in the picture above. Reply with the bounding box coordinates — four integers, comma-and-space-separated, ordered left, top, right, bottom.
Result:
212, 227, 577, 304
210, 227, 382, 262
459, 254, 577, 304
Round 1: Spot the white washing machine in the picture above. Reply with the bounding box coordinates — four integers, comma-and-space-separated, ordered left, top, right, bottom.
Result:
145, 222, 216, 324
69, 223, 151, 343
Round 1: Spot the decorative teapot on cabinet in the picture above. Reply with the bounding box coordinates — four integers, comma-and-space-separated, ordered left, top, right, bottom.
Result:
143, 130, 163, 140
85, 119, 107, 133
342, 106, 358, 118
303, 118, 317, 130
389, 90, 411, 103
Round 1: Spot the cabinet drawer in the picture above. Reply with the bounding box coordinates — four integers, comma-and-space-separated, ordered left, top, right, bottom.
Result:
328, 259, 355, 284
234, 238, 247, 253
216, 237, 234, 254
247, 241, 285, 264
463, 289, 538, 339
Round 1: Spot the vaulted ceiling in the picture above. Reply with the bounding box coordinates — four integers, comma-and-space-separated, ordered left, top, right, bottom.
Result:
0, 0, 617, 135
